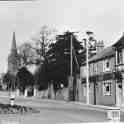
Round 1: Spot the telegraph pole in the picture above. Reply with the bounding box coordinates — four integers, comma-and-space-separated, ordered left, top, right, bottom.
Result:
70, 34, 73, 77
68, 31, 79, 101
68, 33, 74, 100
86, 38, 89, 104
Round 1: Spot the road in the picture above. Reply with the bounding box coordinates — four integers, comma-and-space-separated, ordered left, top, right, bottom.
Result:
0, 96, 123, 124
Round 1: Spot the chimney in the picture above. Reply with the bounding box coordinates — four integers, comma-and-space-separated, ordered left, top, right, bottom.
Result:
96, 40, 104, 53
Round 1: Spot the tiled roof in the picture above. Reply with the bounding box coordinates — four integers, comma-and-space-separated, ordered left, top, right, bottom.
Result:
88, 46, 115, 63
113, 35, 124, 48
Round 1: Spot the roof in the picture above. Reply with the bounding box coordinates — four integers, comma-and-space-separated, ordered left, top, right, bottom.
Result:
80, 46, 115, 65
113, 35, 124, 48
89, 46, 115, 63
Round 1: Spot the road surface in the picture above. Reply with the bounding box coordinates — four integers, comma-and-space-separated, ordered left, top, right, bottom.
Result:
0, 96, 122, 124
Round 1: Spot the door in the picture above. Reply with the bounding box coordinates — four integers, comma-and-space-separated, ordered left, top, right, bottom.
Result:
116, 83, 122, 106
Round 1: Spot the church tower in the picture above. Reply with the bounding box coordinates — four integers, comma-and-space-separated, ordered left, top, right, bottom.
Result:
8, 32, 20, 76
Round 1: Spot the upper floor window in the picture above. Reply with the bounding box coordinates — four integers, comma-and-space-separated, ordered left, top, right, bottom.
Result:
89, 63, 94, 76
106, 61, 109, 68
104, 59, 110, 72
94, 63, 97, 74
117, 50, 123, 64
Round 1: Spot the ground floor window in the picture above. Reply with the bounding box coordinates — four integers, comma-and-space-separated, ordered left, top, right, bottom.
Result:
103, 80, 112, 96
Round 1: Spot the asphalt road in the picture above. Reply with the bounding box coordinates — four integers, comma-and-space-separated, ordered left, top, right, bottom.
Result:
0, 96, 122, 124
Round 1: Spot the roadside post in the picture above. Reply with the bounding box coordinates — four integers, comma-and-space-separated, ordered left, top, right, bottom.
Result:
107, 107, 120, 122
10, 93, 15, 106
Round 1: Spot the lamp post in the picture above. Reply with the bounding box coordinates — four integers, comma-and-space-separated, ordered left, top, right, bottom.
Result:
83, 37, 90, 104
83, 39, 89, 104
85, 31, 94, 104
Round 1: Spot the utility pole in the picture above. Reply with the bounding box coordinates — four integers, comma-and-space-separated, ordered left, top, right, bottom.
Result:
68, 31, 79, 101
86, 38, 89, 104
70, 34, 73, 77
68, 33, 74, 101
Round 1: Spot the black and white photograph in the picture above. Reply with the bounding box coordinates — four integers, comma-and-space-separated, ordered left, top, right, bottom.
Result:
0, 0, 123, 123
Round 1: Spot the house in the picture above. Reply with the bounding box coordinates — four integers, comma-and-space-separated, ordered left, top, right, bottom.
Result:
80, 46, 116, 106
113, 34, 124, 106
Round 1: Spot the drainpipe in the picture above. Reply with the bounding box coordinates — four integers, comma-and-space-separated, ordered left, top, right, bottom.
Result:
115, 49, 118, 106
94, 80, 96, 105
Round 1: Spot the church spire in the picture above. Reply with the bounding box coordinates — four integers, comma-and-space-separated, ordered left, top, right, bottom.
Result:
8, 32, 20, 75
11, 32, 17, 53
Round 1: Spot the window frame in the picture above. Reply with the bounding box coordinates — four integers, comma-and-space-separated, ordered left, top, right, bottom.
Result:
117, 49, 123, 65
103, 80, 112, 96
103, 59, 110, 72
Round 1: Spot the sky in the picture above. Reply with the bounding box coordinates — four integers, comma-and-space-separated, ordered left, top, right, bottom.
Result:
0, 0, 124, 73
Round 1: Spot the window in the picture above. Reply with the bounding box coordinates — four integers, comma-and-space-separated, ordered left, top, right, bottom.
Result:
94, 63, 97, 74
103, 81, 112, 96
104, 59, 110, 72
118, 50, 123, 64
106, 61, 109, 68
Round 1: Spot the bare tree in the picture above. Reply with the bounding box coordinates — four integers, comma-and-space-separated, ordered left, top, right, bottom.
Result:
31, 25, 57, 59
18, 42, 40, 66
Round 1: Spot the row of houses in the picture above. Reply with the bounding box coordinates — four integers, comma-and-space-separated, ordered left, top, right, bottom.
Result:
79, 34, 124, 107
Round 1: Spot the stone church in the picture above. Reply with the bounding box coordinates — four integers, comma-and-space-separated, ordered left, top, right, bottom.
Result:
7, 32, 40, 96
7, 32, 55, 98
8, 32, 20, 77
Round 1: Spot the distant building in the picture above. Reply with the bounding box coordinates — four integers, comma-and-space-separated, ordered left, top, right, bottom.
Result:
8, 32, 20, 76
7, 32, 41, 77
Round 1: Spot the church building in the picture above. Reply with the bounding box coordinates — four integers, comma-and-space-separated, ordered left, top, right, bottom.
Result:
8, 32, 20, 76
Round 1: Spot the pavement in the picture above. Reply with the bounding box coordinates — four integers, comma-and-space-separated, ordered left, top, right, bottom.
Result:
0, 96, 122, 124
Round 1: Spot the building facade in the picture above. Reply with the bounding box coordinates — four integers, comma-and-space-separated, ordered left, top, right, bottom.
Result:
80, 34, 124, 106
80, 46, 116, 105
113, 35, 124, 106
